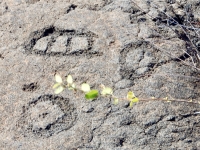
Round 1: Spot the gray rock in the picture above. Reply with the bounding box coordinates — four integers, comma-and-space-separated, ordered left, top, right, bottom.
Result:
115, 79, 133, 89
70, 37, 88, 53
33, 36, 52, 52
125, 48, 144, 70
135, 67, 149, 75
50, 36, 68, 53
0, 0, 200, 149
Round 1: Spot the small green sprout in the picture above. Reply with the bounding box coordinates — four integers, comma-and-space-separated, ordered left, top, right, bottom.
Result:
85, 90, 99, 100
81, 83, 98, 100
81, 83, 91, 93
127, 91, 135, 100
55, 74, 63, 83
53, 74, 64, 94
66, 75, 73, 84
53, 74, 140, 105
127, 91, 139, 107
113, 98, 119, 105
164, 97, 171, 102
53, 83, 61, 89
54, 86, 64, 94
53, 74, 197, 107
66, 75, 75, 90
129, 97, 139, 107
101, 86, 113, 96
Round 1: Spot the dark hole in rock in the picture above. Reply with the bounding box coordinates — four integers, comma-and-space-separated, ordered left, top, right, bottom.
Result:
22, 82, 38, 92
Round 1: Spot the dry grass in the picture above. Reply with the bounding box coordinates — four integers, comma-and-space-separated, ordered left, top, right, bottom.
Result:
132, 0, 200, 72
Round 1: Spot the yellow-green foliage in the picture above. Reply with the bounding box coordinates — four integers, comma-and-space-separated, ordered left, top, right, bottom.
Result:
53, 74, 200, 106
53, 74, 139, 107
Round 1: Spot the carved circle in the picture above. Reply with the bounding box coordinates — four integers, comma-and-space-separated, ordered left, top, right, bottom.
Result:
17, 95, 77, 138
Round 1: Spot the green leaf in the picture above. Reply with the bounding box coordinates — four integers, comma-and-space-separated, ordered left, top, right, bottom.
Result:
53, 83, 61, 89
55, 74, 63, 83
54, 86, 64, 94
68, 87, 74, 90
67, 75, 73, 84
127, 91, 135, 100
68, 83, 76, 90
85, 90, 98, 100
101, 87, 113, 96
129, 101, 134, 107
81, 83, 90, 93
131, 97, 139, 103
129, 97, 139, 107
113, 98, 119, 105
71, 83, 75, 88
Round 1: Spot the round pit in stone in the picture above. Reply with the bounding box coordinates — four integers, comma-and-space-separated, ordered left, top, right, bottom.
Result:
16, 95, 77, 138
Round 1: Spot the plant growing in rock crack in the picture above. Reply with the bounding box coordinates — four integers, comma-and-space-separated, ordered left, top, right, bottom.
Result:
53, 74, 200, 106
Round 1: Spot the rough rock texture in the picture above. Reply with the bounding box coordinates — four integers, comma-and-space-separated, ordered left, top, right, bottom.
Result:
0, 0, 200, 149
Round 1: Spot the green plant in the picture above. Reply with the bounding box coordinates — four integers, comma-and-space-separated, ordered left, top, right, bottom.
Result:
53, 74, 200, 107
53, 74, 139, 107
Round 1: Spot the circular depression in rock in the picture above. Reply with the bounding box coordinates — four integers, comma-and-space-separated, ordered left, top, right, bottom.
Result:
119, 41, 157, 80
17, 95, 77, 138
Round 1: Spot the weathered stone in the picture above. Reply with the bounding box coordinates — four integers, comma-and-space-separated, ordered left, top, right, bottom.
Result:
33, 36, 52, 52
70, 37, 88, 53
0, 0, 200, 149
50, 36, 68, 53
